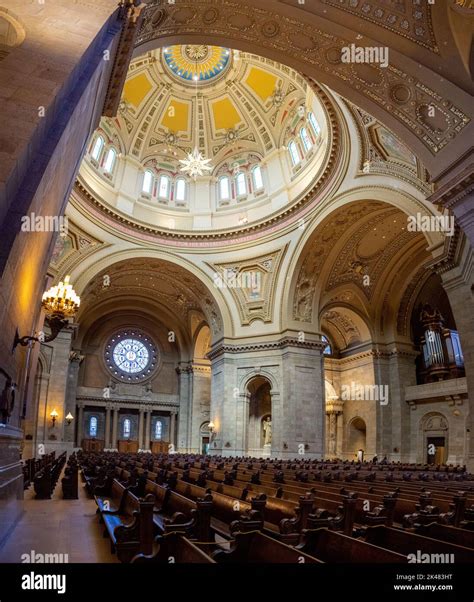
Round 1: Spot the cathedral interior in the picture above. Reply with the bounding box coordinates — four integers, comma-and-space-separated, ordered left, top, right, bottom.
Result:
0, 0, 473, 597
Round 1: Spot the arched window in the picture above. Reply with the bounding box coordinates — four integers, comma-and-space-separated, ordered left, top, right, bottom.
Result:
309, 112, 321, 136
89, 416, 98, 437
322, 335, 332, 356
123, 418, 131, 439
236, 172, 247, 196
252, 165, 264, 191
155, 420, 162, 441
219, 176, 230, 200
142, 170, 153, 194
91, 136, 104, 161
158, 175, 170, 199
175, 178, 186, 202
288, 141, 300, 166
300, 127, 312, 152
104, 148, 117, 174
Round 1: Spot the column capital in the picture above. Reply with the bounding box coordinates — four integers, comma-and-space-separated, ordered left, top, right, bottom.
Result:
69, 350, 85, 363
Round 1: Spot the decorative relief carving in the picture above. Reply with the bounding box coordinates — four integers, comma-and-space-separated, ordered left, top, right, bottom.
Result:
208, 246, 287, 325
135, 0, 469, 156
293, 201, 386, 322
321, 0, 438, 52
326, 208, 417, 299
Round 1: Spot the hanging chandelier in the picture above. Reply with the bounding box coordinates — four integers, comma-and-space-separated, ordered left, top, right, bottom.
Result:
180, 51, 212, 180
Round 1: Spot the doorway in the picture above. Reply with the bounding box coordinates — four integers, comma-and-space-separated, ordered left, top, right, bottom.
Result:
426, 436, 446, 465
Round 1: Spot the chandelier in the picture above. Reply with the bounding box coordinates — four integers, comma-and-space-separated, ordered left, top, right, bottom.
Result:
42, 275, 80, 316
12, 275, 80, 352
180, 147, 212, 179
180, 49, 212, 180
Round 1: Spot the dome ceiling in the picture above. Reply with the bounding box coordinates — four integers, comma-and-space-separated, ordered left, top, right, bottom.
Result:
76, 44, 335, 236
112, 45, 318, 163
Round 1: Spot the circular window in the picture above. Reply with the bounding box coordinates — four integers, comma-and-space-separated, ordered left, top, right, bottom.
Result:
104, 330, 158, 381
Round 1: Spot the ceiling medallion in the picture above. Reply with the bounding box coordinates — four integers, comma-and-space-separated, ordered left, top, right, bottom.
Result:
162, 45, 231, 84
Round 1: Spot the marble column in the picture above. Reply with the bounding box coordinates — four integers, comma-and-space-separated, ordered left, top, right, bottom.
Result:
138, 407, 145, 450
105, 404, 111, 449
144, 410, 151, 451
112, 407, 119, 450
176, 363, 193, 451
77, 403, 84, 447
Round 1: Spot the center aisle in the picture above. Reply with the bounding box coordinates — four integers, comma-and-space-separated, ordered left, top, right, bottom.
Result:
0, 467, 118, 563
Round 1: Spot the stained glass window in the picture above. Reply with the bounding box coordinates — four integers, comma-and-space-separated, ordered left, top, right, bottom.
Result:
155, 420, 162, 440
89, 416, 98, 437
288, 141, 300, 166
309, 112, 321, 136
175, 178, 186, 202
123, 418, 131, 439
322, 335, 332, 355
219, 176, 230, 200
91, 136, 104, 161
159, 175, 170, 198
142, 170, 153, 194
104, 148, 117, 173
252, 165, 263, 190
236, 172, 247, 196
300, 127, 312, 152
112, 338, 150, 373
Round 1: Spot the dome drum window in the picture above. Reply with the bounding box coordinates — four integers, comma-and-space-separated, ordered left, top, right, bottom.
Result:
105, 330, 158, 382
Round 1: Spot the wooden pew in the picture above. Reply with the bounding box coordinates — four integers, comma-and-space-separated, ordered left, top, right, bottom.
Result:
364, 525, 474, 563
298, 528, 407, 563
212, 530, 322, 563
132, 531, 216, 564
145, 480, 213, 541
414, 522, 474, 549
98, 481, 155, 562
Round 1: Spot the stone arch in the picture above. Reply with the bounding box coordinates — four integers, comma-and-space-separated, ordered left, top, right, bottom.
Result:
244, 374, 273, 457
283, 190, 442, 337
419, 411, 449, 465
67, 249, 234, 343
347, 416, 367, 459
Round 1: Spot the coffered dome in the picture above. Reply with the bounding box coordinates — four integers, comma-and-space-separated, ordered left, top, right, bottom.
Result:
77, 45, 335, 233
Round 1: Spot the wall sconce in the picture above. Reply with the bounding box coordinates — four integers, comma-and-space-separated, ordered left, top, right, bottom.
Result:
50, 409, 59, 428
65, 412, 74, 425
208, 421, 215, 433
12, 275, 80, 353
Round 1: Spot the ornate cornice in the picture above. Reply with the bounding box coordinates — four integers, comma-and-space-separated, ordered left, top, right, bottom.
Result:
207, 336, 326, 361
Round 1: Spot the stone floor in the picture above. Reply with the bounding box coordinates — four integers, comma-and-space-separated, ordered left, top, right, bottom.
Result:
0, 472, 118, 563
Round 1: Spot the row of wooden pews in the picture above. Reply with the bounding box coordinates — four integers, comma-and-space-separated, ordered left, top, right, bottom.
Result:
61, 452, 79, 499
33, 451, 67, 499
22, 452, 56, 490
78, 451, 474, 564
